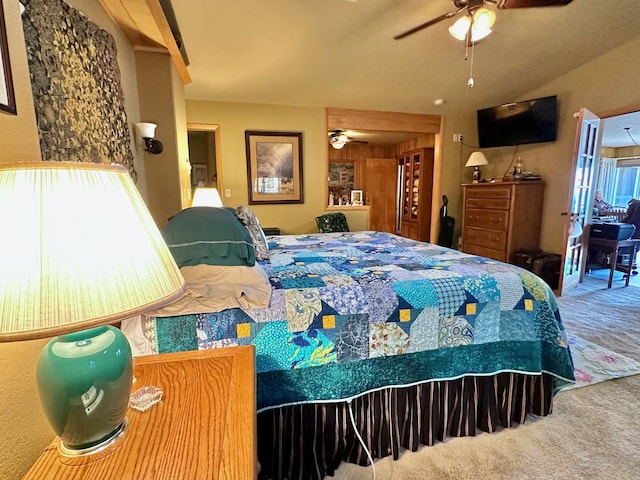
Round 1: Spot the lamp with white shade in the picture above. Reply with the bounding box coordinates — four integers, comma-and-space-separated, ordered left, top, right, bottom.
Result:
135, 122, 164, 155
0, 162, 185, 457
465, 151, 489, 183
191, 186, 223, 207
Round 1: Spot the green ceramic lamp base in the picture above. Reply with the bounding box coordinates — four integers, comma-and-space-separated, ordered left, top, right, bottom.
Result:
36, 325, 133, 455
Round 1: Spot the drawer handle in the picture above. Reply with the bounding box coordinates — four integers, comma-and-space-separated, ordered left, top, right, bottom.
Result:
470, 215, 479, 221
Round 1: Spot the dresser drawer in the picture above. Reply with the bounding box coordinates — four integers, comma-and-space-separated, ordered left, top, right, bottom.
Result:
465, 197, 511, 210
463, 226, 507, 251
465, 186, 511, 200
462, 243, 506, 263
464, 208, 509, 230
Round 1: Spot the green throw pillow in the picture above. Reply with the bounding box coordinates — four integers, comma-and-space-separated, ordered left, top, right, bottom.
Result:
162, 207, 256, 267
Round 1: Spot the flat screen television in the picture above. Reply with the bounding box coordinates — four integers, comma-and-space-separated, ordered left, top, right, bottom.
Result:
477, 95, 558, 149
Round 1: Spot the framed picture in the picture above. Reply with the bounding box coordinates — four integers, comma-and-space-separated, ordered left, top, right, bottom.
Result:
351, 190, 363, 206
0, 1, 17, 115
192, 164, 208, 186
245, 130, 303, 204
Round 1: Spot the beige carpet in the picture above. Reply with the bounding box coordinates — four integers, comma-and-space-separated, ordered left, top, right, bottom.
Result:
330, 276, 640, 480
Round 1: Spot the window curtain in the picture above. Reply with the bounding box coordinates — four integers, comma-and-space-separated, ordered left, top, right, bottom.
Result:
597, 157, 618, 204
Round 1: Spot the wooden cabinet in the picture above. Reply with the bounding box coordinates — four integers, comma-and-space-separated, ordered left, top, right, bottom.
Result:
462, 181, 545, 263
398, 148, 434, 242
23, 346, 256, 480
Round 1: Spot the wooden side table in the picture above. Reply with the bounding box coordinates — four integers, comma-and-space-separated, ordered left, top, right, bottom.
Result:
23, 346, 256, 479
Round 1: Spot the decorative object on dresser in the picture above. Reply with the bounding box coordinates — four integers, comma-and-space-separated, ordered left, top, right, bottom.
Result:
465, 151, 489, 183
398, 148, 434, 241
462, 181, 545, 263
0, 162, 186, 458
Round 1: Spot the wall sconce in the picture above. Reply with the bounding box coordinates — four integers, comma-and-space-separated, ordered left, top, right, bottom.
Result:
135, 122, 164, 155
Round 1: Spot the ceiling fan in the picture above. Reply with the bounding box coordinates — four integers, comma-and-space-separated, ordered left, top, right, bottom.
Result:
394, 0, 574, 41
328, 130, 368, 150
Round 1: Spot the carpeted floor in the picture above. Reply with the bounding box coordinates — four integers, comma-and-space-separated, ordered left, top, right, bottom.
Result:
330, 276, 640, 480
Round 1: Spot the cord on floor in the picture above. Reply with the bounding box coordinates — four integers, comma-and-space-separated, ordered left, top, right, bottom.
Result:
347, 399, 377, 480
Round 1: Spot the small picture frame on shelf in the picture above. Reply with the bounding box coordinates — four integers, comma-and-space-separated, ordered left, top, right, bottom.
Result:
350, 190, 363, 206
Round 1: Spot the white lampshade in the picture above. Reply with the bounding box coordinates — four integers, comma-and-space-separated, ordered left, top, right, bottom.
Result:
465, 151, 489, 167
135, 122, 157, 139
0, 162, 186, 341
449, 7, 495, 42
192, 186, 223, 207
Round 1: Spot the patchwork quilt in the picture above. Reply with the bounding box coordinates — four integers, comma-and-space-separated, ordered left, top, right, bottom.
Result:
138, 231, 575, 411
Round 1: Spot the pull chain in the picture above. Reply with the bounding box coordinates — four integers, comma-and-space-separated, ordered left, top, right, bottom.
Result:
468, 41, 475, 88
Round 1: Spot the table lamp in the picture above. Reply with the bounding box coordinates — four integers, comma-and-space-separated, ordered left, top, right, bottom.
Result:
191, 186, 223, 207
0, 162, 186, 457
465, 151, 489, 183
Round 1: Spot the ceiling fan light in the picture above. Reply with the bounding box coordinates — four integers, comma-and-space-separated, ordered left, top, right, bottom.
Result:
330, 133, 349, 150
471, 26, 492, 42
448, 16, 471, 41
473, 8, 496, 30
449, 7, 495, 42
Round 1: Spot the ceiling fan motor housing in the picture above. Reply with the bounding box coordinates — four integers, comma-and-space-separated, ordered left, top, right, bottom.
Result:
454, 0, 484, 10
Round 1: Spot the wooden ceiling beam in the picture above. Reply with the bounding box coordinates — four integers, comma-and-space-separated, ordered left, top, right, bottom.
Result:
99, 0, 191, 84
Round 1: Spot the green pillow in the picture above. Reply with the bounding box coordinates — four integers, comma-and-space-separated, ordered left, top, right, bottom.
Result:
162, 207, 256, 267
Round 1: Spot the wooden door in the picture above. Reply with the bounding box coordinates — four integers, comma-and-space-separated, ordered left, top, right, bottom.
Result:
364, 158, 398, 233
559, 108, 601, 295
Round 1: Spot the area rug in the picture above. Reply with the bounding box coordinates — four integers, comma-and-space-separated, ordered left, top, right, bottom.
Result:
563, 334, 640, 390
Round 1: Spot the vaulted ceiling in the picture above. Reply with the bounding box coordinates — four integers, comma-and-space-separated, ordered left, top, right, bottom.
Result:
102, 0, 640, 147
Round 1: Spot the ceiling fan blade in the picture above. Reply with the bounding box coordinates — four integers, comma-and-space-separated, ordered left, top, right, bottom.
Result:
496, 0, 573, 9
394, 9, 462, 40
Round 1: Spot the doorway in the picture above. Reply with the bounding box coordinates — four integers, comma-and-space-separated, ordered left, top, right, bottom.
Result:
559, 105, 640, 294
325, 108, 443, 241
187, 123, 223, 198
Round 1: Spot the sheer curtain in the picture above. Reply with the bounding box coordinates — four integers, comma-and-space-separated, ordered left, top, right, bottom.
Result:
597, 157, 618, 204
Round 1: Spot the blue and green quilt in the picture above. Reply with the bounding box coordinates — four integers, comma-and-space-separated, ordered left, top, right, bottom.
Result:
143, 231, 575, 411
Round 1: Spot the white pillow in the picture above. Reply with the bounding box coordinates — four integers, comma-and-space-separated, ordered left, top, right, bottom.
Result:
146, 263, 272, 316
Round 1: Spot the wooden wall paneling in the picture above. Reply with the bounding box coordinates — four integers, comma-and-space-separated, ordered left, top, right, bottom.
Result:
327, 108, 441, 134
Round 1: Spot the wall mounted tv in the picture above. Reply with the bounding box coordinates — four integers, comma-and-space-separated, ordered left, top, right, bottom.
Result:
477, 95, 558, 149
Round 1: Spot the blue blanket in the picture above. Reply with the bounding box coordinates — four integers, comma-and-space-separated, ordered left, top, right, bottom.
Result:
145, 232, 575, 411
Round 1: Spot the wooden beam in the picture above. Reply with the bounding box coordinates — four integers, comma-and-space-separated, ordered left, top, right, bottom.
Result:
327, 107, 441, 134
99, 0, 191, 84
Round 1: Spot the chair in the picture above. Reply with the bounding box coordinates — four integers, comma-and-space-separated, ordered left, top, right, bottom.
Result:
621, 199, 640, 238
315, 212, 350, 233
619, 199, 640, 275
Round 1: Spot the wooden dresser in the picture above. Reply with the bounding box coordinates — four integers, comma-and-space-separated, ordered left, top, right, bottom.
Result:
461, 181, 545, 263
23, 346, 256, 480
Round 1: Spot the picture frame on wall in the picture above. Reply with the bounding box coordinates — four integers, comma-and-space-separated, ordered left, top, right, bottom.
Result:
245, 130, 304, 204
0, 1, 17, 115
192, 164, 208, 186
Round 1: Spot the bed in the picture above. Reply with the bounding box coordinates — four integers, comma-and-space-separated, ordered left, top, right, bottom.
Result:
122, 217, 575, 480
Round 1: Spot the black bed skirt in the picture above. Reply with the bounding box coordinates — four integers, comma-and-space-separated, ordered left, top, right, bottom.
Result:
257, 372, 554, 480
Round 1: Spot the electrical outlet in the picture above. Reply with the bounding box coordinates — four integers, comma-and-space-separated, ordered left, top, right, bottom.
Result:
453, 133, 464, 143
224, 189, 231, 198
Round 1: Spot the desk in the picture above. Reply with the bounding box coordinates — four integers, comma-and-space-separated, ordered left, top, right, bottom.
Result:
587, 237, 640, 288
23, 346, 257, 480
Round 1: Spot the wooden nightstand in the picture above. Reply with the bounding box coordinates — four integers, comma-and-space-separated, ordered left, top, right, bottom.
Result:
23, 346, 256, 479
